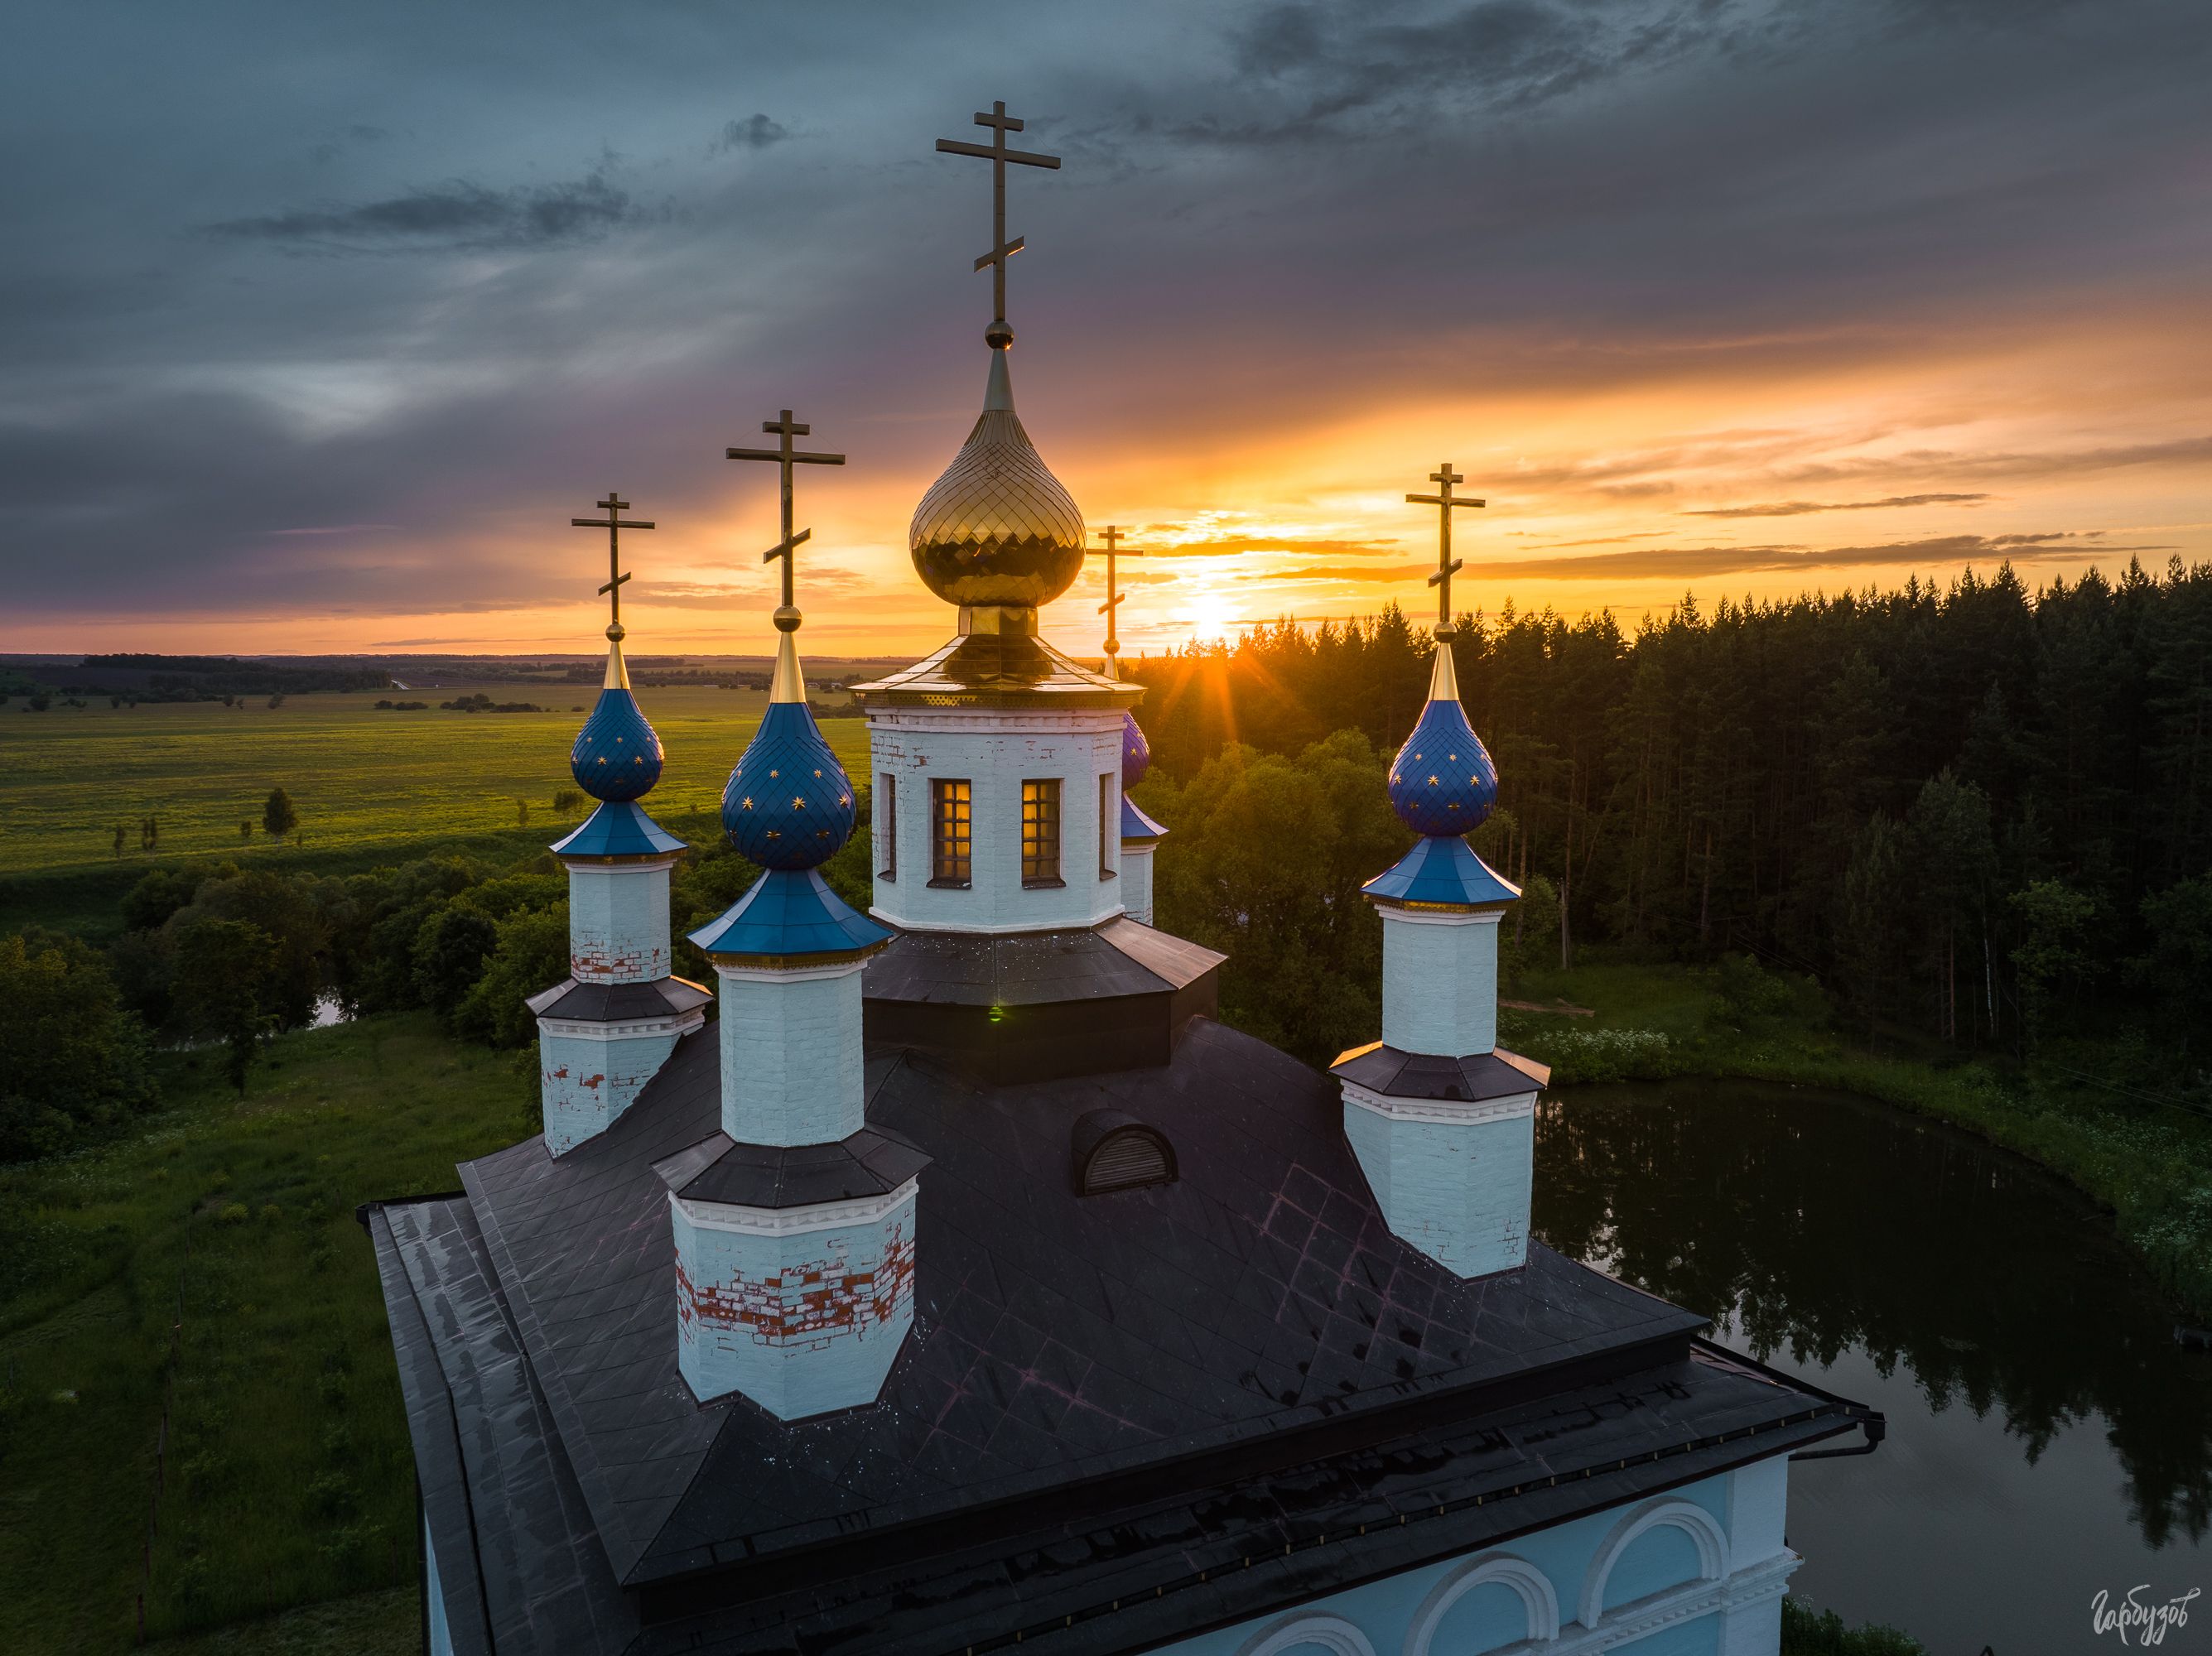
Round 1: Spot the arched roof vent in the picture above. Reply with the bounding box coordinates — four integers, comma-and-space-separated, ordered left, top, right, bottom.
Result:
1071, 1110, 1176, 1196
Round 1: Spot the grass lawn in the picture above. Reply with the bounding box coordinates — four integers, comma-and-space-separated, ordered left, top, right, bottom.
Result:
0, 686, 871, 878
0, 687, 871, 940
0, 1014, 530, 1654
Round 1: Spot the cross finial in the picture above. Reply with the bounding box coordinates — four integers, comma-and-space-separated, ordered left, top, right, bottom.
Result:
726, 410, 846, 633
1405, 462, 1486, 639
1087, 525, 1145, 658
936, 99, 1062, 348
570, 492, 655, 641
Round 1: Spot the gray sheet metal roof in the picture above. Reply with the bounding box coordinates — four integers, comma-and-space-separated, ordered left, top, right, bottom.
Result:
369, 1010, 1858, 1654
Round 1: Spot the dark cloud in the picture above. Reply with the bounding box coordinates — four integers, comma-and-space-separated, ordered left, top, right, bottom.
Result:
1477, 533, 2173, 581
1201, 0, 1715, 141
205, 169, 653, 251
1684, 492, 1992, 517
709, 114, 789, 155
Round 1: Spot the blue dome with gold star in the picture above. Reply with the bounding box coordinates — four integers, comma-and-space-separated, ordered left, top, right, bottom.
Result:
571, 685, 664, 802
724, 700, 855, 870
1387, 690, 1497, 835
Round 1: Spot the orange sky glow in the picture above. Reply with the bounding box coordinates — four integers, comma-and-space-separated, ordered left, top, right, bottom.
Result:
27, 293, 2205, 662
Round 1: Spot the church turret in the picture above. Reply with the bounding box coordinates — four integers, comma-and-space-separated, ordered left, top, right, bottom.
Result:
663, 412, 924, 1419
1094, 527, 1170, 926
1332, 465, 1547, 1278
527, 496, 709, 1156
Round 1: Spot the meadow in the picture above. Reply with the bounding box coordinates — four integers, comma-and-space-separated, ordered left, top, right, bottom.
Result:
0, 686, 872, 876
0, 1016, 528, 1654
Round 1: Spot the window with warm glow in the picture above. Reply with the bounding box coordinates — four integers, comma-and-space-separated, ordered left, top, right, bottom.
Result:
931, 778, 971, 886
1022, 778, 1062, 885
1098, 773, 1116, 879
879, 774, 897, 881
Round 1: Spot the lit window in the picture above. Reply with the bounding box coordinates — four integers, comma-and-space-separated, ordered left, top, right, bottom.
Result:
879, 774, 897, 881
1022, 778, 1063, 885
931, 778, 971, 886
1098, 773, 1116, 879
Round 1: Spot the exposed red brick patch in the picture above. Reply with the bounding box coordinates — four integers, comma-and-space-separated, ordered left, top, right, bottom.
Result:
677, 1225, 916, 1346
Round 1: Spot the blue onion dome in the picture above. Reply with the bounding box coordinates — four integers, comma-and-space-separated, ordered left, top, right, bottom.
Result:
1121, 712, 1151, 787
723, 700, 855, 870
1387, 648, 1497, 835
571, 636, 664, 802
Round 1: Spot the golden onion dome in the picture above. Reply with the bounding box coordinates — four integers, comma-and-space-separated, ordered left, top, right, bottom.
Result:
909, 347, 1086, 609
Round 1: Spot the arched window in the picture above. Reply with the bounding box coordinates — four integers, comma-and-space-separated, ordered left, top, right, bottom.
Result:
1071, 1110, 1176, 1195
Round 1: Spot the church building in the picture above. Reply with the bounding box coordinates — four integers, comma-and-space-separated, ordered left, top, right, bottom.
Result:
364, 101, 1876, 1656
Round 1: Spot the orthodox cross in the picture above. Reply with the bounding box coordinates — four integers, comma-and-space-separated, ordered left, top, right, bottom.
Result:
726, 411, 845, 615
1405, 463, 1486, 638
570, 493, 654, 633
935, 100, 1061, 337
1087, 525, 1145, 657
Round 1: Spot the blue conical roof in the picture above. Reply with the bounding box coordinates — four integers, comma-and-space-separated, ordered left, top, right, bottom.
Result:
550, 799, 686, 859
687, 867, 891, 960
1364, 834, 1519, 907
1386, 648, 1496, 836
724, 698, 856, 871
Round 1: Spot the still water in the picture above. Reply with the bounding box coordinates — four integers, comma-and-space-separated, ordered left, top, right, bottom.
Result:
1533, 1079, 2210, 1656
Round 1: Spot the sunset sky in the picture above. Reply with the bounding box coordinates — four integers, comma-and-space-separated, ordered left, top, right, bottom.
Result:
6, 0, 2210, 659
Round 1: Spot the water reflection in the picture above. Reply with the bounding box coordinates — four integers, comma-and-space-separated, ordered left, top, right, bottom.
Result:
1535, 1079, 2212, 1654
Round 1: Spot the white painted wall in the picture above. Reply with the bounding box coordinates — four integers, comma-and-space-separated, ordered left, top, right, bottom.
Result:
1149, 1464, 1802, 1656
1342, 1086, 1535, 1277
672, 1182, 918, 1417
1121, 841, 1157, 927
1381, 907, 1501, 1057
867, 706, 1127, 933
565, 856, 679, 983
715, 960, 868, 1147
537, 1013, 702, 1156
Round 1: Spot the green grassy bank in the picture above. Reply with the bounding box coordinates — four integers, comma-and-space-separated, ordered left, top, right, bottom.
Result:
1501, 956, 2212, 1321
0, 1015, 526, 1654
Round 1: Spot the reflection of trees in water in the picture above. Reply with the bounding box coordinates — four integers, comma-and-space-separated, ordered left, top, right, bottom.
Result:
1533, 1082, 2212, 1548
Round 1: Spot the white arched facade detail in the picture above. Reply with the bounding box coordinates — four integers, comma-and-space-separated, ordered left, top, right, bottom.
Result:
1403, 1551, 1560, 1655
1576, 1497, 1731, 1630
1234, 1610, 1380, 1656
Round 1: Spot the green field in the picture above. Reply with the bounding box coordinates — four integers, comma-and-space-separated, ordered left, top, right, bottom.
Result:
0, 687, 872, 877
0, 1016, 528, 1654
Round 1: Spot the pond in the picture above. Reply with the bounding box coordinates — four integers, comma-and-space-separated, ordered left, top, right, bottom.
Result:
1534, 1078, 2211, 1656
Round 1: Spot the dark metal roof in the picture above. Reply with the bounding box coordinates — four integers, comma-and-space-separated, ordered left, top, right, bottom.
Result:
1329, 1042, 1552, 1102
863, 917, 1222, 1009
524, 975, 713, 1023
368, 1197, 639, 1656
652, 1125, 931, 1209
369, 999, 1860, 1654
632, 1346, 1856, 1655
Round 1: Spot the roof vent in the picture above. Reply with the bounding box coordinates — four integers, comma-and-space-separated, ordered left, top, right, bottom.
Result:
1071, 1109, 1176, 1196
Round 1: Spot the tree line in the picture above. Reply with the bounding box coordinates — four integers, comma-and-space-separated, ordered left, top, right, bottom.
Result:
1126, 556, 2212, 1071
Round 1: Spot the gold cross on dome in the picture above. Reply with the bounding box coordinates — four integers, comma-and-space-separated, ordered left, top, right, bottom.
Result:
1405, 462, 1486, 638
936, 99, 1061, 339
570, 493, 655, 633
1087, 525, 1145, 657
726, 411, 846, 618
